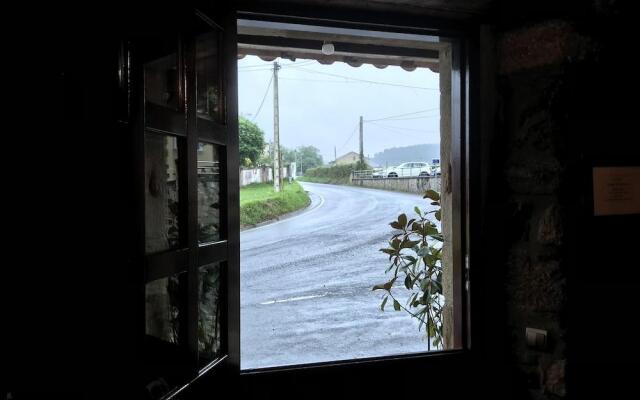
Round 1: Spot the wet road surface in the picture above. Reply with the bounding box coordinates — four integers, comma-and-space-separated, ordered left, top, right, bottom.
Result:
240, 182, 435, 369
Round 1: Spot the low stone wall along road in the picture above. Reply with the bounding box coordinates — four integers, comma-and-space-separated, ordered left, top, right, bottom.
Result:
241, 182, 438, 369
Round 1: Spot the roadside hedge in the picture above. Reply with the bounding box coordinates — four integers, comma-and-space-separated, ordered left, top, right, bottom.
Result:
299, 162, 368, 185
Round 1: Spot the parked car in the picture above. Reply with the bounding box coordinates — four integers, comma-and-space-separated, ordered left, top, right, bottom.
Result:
385, 162, 432, 178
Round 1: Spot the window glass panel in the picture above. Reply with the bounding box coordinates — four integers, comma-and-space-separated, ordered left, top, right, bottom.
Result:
146, 272, 185, 344
198, 143, 222, 243
196, 31, 222, 123
238, 53, 454, 369
145, 53, 179, 111
145, 133, 182, 253
199, 262, 223, 364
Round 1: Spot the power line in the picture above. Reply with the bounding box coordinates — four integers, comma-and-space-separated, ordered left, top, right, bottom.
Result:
238, 67, 273, 72
368, 121, 438, 136
368, 121, 436, 133
286, 66, 439, 90
377, 114, 439, 121
252, 75, 273, 121
279, 77, 361, 83
368, 122, 418, 136
238, 63, 273, 69
239, 60, 317, 71
338, 123, 360, 151
238, 60, 316, 68
363, 108, 439, 123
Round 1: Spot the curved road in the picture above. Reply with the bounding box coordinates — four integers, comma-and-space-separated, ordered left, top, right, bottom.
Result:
240, 182, 435, 369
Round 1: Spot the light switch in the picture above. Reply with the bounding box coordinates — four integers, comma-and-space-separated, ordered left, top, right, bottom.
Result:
526, 327, 547, 350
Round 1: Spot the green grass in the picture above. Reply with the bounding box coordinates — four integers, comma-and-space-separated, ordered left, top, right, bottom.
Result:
296, 175, 351, 185
240, 181, 311, 227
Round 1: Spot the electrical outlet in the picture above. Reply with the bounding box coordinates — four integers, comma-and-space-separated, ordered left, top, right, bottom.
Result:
526, 327, 547, 350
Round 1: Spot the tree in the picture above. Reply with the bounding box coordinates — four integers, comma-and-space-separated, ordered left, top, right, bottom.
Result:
239, 117, 266, 167
257, 144, 297, 167
281, 147, 296, 164
296, 145, 323, 174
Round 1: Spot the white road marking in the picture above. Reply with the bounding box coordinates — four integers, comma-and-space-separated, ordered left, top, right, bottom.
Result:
260, 292, 329, 305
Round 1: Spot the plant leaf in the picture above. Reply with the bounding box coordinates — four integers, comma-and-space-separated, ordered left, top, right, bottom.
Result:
401, 239, 421, 249
423, 190, 440, 201
393, 299, 401, 311
380, 296, 388, 311
398, 213, 407, 228
373, 277, 397, 291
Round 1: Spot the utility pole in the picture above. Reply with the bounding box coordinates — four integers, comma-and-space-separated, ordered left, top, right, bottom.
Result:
334, 146, 337, 164
273, 61, 282, 192
359, 115, 364, 165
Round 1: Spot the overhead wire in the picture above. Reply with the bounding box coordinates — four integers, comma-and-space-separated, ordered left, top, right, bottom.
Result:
338, 123, 360, 151
251, 74, 273, 121
285, 65, 439, 90
363, 108, 440, 123
238, 59, 317, 71
368, 121, 436, 134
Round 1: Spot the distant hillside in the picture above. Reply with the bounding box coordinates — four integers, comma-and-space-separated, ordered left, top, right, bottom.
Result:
372, 144, 440, 167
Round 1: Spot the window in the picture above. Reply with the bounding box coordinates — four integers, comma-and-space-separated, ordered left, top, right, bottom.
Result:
130, 6, 469, 397
134, 9, 237, 397
237, 19, 467, 370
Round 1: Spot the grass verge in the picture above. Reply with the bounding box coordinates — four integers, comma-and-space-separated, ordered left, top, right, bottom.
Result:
240, 181, 310, 227
296, 176, 351, 185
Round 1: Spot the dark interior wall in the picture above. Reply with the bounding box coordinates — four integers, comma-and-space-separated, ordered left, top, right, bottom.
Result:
8, 2, 639, 399
6, 7, 142, 398
477, 0, 640, 398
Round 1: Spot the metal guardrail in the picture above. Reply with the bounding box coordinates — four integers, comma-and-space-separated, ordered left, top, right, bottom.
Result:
352, 167, 438, 179
351, 169, 379, 179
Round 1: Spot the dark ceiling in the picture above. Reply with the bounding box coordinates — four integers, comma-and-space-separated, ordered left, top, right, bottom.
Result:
243, 0, 498, 20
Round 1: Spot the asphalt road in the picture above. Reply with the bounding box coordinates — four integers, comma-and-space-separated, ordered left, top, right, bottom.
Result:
240, 182, 435, 369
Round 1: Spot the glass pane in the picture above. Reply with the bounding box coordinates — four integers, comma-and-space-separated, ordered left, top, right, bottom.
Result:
145, 133, 182, 253
146, 272, 185, 344
145, 52, 179, 111
198, 143, 222, 243
196, 31, 222, 122
199, 262, 223, 364
239, 55, 451, 370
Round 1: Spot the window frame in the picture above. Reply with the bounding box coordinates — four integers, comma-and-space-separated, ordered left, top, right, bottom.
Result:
233, 7, 473, 375
131, 7, 240, 395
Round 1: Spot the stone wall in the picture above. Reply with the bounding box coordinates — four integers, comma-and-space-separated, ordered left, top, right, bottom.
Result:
498, 38, 573, 398
483, 1, 640, 398
350, 176, 441, 194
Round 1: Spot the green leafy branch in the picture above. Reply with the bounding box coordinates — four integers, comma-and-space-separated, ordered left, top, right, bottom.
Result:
373, 189, 445, 349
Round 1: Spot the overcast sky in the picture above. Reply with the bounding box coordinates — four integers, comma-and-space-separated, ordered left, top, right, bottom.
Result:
238, 55, 440, 163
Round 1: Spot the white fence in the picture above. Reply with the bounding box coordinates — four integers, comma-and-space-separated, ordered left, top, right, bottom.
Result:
239, 163, 297, 187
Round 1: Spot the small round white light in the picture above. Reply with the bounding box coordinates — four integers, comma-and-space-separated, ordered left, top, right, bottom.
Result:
321, 42, 335, 55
